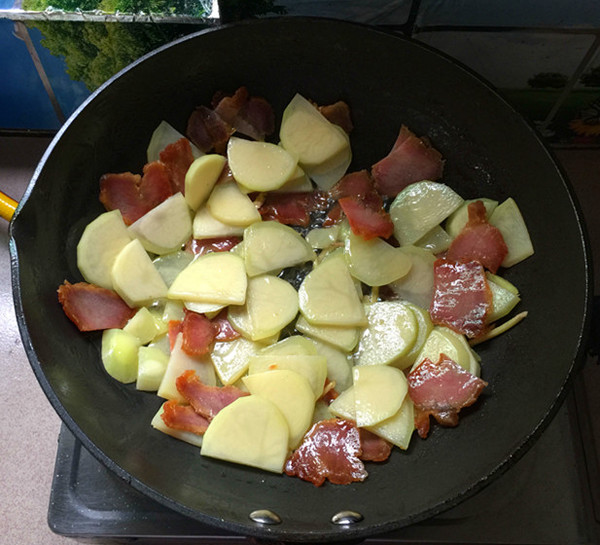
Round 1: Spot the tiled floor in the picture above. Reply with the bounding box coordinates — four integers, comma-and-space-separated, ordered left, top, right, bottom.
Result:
0, 135, 598, 544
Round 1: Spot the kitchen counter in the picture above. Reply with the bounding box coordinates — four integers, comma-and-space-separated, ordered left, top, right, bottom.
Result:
1, 134, 598, 544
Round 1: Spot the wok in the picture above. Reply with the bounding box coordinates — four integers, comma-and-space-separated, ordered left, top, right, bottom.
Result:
8, 16, 592, 543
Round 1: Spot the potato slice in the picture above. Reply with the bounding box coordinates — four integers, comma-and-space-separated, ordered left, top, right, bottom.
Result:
111, 239, 168, 307
260, 335, 318, 356
295, 314, 359, 353
185, 154, 227, 210
206, 181, 261, 227
192, 206, 245, 239
211, 336, 263, 386
128, 193, 192, 255
123, 307, 163, 345
489, 197, 534, 267
355, 301, 418, 369
77, 209, 131, 290
274, 164, 313, 193
390, 181, 464, 245
414, 225, 452, 254
168, 252, 247, 305
398, 303, 433, 369
298, 251, 366, 327
136, 346, 169, 391
411, 326, 472, 373
388, 246, 436, 309
328, 386, 356, 420
147, 120, 202, 163
305, 225, 342, 249
248, 354, 327, 400
353, 365, 408, 427
228, 275, 299, 341
157, 333, 216, 402
201, 395, 289, 473
243, 369, 315, 448
153, 251, 194, 287
487, 272, 521, 323
344, 231, 412, 287
151, 403, 204, 447
227, 136, 297, 192
101, 328, 140, 383
243, 221, 315, 277
310, 338, 353, 393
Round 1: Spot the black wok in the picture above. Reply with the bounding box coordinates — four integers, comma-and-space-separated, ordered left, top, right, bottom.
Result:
9, 16, 592, 543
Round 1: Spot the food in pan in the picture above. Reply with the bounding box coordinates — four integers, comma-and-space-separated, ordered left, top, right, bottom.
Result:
58, 87, 534, 486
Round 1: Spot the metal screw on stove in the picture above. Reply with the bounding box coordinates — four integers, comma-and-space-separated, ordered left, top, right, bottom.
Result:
249, 509, 282, 525
331, 510, 364, 525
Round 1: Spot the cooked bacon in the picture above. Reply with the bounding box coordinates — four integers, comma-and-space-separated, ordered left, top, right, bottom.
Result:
57, 281, 135, 332
99, 161, 173, 225
329, 169, 375, 200
318, 100, 353, 134
338, 196, 394, 240
211, 309, 241, 341
181, 310, 217, 357
372, 125, 444, 197
159, 137, 195, 194
161, 399, 210, 435
408, 353, 488, 438
323, 202, 343, 226
185, 236, 242, 256
176, 369, 248, 420
168, 320, 183, 350
186, 105, 233, 154
213, 86, 275, 142
430, 258, 492, 338
258, 191, 326, 227
285, 419, 368, 486
358, 429, 392, 462
446, 200, 508, 274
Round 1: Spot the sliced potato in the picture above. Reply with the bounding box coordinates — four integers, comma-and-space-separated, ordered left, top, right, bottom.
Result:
136, 345, 169, 391
211, 336, 263, 385
185, 154, 227, 210
273, 164, 313, 193
411, 326, 471, 373
228, 275, 299, 341
328, 386, 356, 420
260, 335, 318, 356
77, 209, 131, 290
298, 251, 366, 327
128, 193, 192, 255
295, 314, 359, 353
355, 301, 418, 369
111, 239, 168, 307
206, 180, 262, 227
147, 120, 202, 163
228, 137, 297, 192
489, 197, 534, 267
192, 206, 245, 239
168, 252, 247, 305
243, 221, 315, 277
201, 395, 290, 473
388, 246, 436, 309
309, 338, 353, 393
123, 307, 162, 345
368, 395, 415, 450
153, 250, 194, 287
151, 403, 204, 447
344, 231, 412, 287
398, 302, 434, 369
390, 181, 464, 246
243, 369, 315, 448
101, 328, 140, 384
353, 365, 408, 427
305, 225, 342, 249
487, 272, 521, 323
414, 225, 452, 254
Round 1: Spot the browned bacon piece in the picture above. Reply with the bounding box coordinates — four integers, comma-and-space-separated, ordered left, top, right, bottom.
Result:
213, 86, 275, 142
161, 399, 210, 435
285, 419, 368, 486
99, 161, 173, 225
446, 200, 508, 274
318, 100, 353, 134
176, 370, 248, 420
168, 320, 183, 350
57, 281, 135, 332
371, 125, 444, 197
258, 191, 326, 227
211, 309, 241, 342
186, 105, 233, 154
181, 310, 217, 357
159, 137, 195, 194
358, 429, 392, 462
185, 236, 242, 256
407, 353, 488, 439
430, 258, 492, 338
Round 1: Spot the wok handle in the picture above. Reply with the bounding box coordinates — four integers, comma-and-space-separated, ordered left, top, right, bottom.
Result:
0, 191, 18, 222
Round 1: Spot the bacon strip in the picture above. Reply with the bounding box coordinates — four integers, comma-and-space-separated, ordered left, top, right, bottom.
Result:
446, 200, 508, 274
99, 161, 173, 225
159, 137, 195, 194
430, 258, 492, 338
211, 309, 241, 342
181, 310, 217, 357
318, 100, 353, 134
258, 191, 326, 227
57, 281, 136, 331
161, 399, 210, 435
185, 236, 242, 256
176, 369, 248, 420
372, 125, 444, 197
408, 353, 488, 438
358, 429, 392, 462
186, 105, 233, 154
285, 419, 368, 486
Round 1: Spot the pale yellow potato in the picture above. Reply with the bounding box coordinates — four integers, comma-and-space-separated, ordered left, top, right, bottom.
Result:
367, 395, 415, 450
151, 403, 204, 447
248, 354, 327, 400
123, 307, 162, 345
168, 252, 247, 305
210, 336, 263, 386
227, 275, 299, 341
157, 333, 216, 402
201, 395, 289, 473
354, 301, 418, 369
192, 206, 245, 239
243, 369, 315, 448
206, 180, 261, 227
410, 326, 472, 373
146, 120, 202, 163
489, 197, 534, 267
136, 346, 169, 391
353, 365, 408, 427
397, 303, 433, 370
243, 221, 315, 277
273, 164, 313, 193
185, 154, 226, 210
77, 209, 131, 290
259, 335, 318, 356
305, 224, 342, 250
414, 225, 452, 255
128, 193, 192, 255
153, 251, 194, 287
227, 137, 297, 192
388, 246, 436, 309
111, 239, 168, 307
101, 328, 141, 384
487, 273, 521, 323
328, 386, 355, 420
295, 314, 359, 353
298, 251, 366, 327
309, 338, 353, 393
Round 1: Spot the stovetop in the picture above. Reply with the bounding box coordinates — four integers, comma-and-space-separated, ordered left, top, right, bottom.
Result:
47, 345, 600, 544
